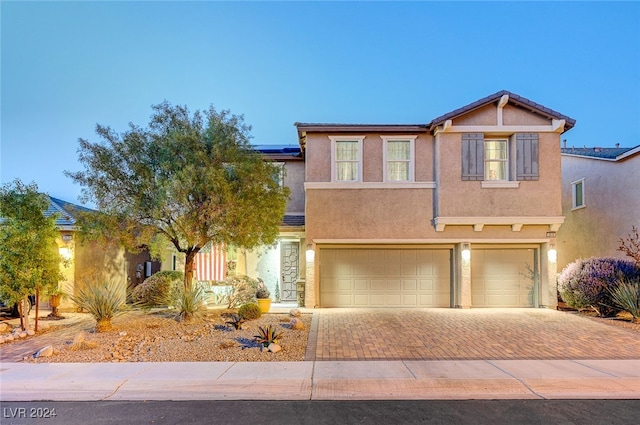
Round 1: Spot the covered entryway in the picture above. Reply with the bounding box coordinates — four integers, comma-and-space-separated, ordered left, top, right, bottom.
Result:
471, 248, 537, 307
319, 248, 451, 307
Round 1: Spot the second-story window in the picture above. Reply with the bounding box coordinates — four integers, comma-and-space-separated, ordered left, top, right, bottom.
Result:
383, 137, 415, 182
331, 136, 364, 182
484, 139, 508, 181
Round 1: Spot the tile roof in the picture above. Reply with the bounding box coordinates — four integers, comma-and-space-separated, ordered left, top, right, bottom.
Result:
561, 145, 640, 161
428, 90, 576, 131
46, 197, 94, 229
295, 90, 576, 136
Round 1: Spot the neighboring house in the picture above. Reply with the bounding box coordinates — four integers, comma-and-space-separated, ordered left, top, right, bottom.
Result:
296, 90, 575, 308
46, 197, 157, 311
557, 145, 640, 270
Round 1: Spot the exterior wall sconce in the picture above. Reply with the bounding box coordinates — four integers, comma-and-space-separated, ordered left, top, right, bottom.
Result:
461, 243, 471, 261
548, 241, 557, 262
59, 247, 73, 261
62, 234, 73, 242
306, 244, 315, 262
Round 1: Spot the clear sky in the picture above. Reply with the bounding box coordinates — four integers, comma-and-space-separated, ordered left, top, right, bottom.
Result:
1, 1, 639, 206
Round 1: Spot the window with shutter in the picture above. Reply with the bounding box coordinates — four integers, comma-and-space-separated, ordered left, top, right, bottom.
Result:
461, 133, 484, 181
462, 133, 540, 183
516, 133, 539, 181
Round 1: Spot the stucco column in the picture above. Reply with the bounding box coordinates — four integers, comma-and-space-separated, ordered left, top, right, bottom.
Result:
304, 245, 316, 308
542, 242, 559, 309
458, 243, 472, 308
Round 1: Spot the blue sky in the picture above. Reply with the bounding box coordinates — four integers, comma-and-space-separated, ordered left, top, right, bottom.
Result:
1, 1, 639, 205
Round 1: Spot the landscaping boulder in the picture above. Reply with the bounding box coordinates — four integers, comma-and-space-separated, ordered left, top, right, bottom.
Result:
289, 318, 304, 330
267, 343, 281, 353
289, 308, 301, 317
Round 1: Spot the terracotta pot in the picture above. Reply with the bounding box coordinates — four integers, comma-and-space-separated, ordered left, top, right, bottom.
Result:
49, 294, 61, 308
256, 298, 271, 313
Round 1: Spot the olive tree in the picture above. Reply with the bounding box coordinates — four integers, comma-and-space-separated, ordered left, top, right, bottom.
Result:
0, 180, 63, 330
66, 102, 289, 292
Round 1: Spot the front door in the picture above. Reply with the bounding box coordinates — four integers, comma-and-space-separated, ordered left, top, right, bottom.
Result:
280, 241, 300, 301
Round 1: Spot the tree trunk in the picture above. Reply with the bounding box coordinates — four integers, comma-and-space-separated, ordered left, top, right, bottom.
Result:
20, 296, 30, 331
184, 250, 197, 292
35, 288, 39, 332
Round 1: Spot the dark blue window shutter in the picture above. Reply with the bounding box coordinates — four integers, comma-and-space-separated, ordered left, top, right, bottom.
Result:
461, 133, 484, 181
516, 133, 539, 181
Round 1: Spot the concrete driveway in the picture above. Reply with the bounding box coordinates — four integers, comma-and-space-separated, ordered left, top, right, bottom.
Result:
306, 308, 640, 361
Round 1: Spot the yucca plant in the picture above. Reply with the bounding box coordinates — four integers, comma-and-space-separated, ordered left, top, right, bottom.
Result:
176, 285, 206, 322
225, 313, 246, 330
69, 279, 128, 332
609, 277, 640, 323
254, 324, 281, 348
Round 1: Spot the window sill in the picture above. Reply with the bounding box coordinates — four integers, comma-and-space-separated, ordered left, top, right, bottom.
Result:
481, 181, 520, 189
305, 182, 436, 190
571, 205, 586, 211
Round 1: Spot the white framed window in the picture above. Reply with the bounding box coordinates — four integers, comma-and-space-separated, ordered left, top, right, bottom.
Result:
330, 136, 364, 182
272, 162, 285, 187
572, 178, 585, 209
383, 136, 415, 182
484, 139, 508, 181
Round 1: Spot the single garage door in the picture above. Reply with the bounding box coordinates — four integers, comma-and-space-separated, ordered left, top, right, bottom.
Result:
471, 249, 537, 307
319, 248, 451, 307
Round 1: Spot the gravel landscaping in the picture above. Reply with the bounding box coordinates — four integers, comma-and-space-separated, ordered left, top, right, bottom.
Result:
4, 308, 312, 363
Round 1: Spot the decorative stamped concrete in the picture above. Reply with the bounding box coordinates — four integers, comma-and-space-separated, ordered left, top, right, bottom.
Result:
309, 308, 640, 361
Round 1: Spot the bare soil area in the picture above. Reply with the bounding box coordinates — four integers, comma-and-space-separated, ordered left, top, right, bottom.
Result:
18, 309, 312, 363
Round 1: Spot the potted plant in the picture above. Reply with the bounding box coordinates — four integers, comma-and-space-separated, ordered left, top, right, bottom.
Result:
45, 288, 66, 318
255, 279, 271, 313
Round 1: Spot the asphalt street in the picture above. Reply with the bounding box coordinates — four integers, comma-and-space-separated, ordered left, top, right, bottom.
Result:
1, 400, 640, 425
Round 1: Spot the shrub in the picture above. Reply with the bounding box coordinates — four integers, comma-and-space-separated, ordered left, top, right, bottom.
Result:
175, 285, 206, 322
132, 271, 184, 309
238, 302, 262, 320
558, 257, 640, 317
254, 324, 281, 348
70, 279, 129, 332
225, 313, 246, 330
226, 275, 260, 308
609, 277, 640, 323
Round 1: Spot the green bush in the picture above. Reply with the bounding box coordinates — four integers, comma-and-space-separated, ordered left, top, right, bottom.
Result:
558, 257, 640, 317
175, 285, 206, 322
609, 277, 640, 323
132, 271, 184, 309
238, 302, 262, 320
70, 279, 128, 332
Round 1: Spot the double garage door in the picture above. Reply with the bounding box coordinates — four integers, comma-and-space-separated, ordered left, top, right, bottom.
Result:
319, 248, 452, 307
319, 247, 537, 308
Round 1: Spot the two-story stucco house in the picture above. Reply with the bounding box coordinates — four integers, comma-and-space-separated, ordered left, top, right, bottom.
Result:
296, 90, 575, 309
558, 144, 640, 270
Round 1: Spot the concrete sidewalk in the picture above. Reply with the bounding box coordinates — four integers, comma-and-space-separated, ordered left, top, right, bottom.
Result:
1, 359, 639, 401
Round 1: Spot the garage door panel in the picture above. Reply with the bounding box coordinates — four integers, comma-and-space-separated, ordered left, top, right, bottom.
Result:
471, 249, 536, 307
354, 280, 368, 291
320, 248, 451, 307
402, 280, 417, 291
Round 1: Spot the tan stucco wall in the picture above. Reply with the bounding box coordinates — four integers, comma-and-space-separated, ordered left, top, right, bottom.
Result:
284, 161, 305, 213
306, 134, 332, 182
503, 104, 551, 126
305, 188, 434, 240
452, 104, 497, 126
557, 154, 640, 270
305, 133, 435, 183
435, 131, 562, 217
